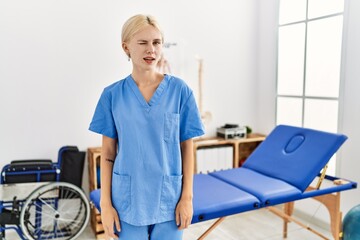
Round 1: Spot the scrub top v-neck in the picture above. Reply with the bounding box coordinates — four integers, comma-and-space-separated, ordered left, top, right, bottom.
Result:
89, 74, 205, 226
127, 74, 167, 108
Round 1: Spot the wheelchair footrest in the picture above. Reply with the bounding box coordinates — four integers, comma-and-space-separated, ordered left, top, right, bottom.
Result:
0, 209, 20, 225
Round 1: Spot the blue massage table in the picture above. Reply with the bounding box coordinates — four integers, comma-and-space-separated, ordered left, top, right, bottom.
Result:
90, 125, 357, 239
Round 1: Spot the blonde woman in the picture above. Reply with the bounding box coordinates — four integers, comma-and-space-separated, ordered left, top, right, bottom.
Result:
89, 14, 204, 240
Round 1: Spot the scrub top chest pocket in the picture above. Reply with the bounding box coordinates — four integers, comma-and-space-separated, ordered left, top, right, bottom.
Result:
164, 113, 180, 143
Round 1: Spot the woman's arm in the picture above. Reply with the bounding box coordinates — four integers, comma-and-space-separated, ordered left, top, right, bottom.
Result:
100, 135, 121, 239
176, 138, 194, 229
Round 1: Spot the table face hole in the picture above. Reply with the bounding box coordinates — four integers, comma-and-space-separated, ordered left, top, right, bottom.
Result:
284, 134, 305, 154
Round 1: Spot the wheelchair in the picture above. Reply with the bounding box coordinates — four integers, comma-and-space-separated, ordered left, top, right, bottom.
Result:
0, 146, 90, 240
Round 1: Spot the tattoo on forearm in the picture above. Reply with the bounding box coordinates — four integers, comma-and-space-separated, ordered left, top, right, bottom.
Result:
106, 158, 115, 164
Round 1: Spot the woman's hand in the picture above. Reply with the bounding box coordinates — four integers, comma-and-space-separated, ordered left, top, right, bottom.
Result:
101, 204, 121, 239
177, 139, 194, 230
175, 197, 193, 230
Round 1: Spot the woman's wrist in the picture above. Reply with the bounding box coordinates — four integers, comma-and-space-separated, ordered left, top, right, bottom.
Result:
100, 199, 113, 208
180, 192, 193, 201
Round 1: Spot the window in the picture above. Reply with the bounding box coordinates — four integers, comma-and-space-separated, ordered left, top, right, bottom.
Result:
276, 0, 345, 176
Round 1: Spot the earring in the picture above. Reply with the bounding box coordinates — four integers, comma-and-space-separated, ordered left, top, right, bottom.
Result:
128, 53, 131, 61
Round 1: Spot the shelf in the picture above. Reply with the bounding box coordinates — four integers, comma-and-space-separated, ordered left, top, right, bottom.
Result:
193, 133, 266, 171
87, 147, 103, 239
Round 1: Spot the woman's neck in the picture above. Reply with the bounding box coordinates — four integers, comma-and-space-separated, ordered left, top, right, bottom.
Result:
131, 70, 163, 87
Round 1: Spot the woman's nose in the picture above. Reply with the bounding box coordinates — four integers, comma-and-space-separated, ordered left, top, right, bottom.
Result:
146, 45, 155, 54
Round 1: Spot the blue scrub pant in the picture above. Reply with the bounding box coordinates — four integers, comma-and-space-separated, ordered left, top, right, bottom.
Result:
116, 220, 183, 240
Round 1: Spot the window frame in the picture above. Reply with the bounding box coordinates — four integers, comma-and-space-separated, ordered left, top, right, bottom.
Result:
275, 0, 348, 175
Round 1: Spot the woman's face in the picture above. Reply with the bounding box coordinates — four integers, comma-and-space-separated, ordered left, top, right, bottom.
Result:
124, 25, 163, 72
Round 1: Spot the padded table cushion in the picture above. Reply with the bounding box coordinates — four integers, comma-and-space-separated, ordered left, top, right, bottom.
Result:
89, 175, 261, 224
192, 174, 260, 223
210, 168, 302, 206
242, 125, 347, 192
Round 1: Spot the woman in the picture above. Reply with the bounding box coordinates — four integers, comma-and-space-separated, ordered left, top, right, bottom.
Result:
89, 14, 204, 240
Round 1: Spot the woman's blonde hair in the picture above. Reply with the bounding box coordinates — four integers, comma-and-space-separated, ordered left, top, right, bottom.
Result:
121, 14, 164, 43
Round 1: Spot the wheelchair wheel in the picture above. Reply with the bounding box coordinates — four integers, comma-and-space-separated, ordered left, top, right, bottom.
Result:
20, 182, 90, 240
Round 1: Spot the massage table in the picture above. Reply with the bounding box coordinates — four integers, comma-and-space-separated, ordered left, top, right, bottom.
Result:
90, 125, 357, 239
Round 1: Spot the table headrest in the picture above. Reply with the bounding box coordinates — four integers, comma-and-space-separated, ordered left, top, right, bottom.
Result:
242, 125, 347, 192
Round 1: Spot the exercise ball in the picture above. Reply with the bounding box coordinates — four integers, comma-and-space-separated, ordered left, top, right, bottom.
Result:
343, 204, 360, 240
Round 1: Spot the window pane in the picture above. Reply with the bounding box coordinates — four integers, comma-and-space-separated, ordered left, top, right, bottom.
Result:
276, 97, 303, 126
305, 16, 343, 98
308, 0, 344, 19
279, 0, 307, 25
278, 24, 305, 96
304, 99, 339, 176
304, 99, 338, 132
326, 155, 337, 176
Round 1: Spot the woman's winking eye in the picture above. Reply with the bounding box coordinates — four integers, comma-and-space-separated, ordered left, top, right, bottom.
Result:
137, 39, 162, 46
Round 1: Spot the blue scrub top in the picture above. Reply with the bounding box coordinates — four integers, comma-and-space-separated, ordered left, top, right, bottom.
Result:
89, 74, 205, 226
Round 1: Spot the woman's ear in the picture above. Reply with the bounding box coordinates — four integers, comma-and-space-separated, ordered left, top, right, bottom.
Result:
122, 42, 130, 57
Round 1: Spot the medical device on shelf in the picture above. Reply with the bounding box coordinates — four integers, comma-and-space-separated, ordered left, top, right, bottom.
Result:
216, 124, 247, 139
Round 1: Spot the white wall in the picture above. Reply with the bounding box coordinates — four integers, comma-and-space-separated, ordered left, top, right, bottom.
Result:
257, 0, 360, 223
338, 0, 360, 214
0, 0, 258, 187
255, 0, 278, 134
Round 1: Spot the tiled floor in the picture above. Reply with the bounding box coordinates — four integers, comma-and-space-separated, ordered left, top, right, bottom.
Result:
183, 209, 332, 240
79, 208, 332, 240
4, 208, 332, 239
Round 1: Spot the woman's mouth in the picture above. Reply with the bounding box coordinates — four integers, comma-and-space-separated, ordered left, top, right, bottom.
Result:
143, 57, 156, 64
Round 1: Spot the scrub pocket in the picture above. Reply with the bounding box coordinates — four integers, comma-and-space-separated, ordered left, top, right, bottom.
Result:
160, 175, 183, 213
164, 113, 180, 143
112, 173, 131, 213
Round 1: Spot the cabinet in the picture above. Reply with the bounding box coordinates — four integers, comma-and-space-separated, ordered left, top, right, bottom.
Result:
87, 133, 265, 238
87, 147, 104, 239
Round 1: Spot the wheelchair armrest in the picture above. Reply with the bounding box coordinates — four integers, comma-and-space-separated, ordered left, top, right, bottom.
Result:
8, 159, 54, 171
